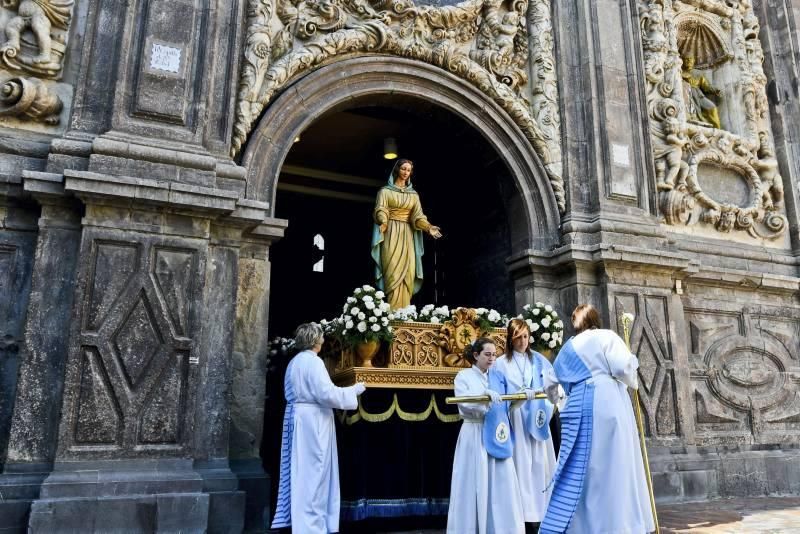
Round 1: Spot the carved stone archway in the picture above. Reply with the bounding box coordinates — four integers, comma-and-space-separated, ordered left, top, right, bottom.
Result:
241, 55, 561, 252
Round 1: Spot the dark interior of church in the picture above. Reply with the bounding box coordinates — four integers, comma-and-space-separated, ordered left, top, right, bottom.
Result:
263, 97, 522, 529
268, 96, 518, 339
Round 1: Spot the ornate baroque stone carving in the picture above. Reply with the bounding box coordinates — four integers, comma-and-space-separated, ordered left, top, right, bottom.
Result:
0, 0, 74, 79
0, 75, 62, 123
687, 308, 800, 442
639, 0, 786, 239
233, 0, 565, 212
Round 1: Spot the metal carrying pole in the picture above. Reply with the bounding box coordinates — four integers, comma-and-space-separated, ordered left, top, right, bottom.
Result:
622, 315, 660, 534
445, 391, 547, 404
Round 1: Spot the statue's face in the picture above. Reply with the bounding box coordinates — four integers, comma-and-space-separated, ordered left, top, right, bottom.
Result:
397, 162, 412, 181
683, 56, 695, 71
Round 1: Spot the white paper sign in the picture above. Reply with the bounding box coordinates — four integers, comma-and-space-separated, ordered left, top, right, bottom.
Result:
150, 43, 182, 74
611, 143, 630, 167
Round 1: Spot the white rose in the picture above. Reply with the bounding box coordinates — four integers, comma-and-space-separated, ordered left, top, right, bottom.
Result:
555, 321, 563, 329
545, 305, 553, 312
362, 284, 373, 291
365, 301, 375, 310
549, 339, 557, 348
525, 319, 535, 331
347, 297, 356, 304
343, 304, 349, 313
536, 302, 544, 307
542, 332, 551, 341
523, 304, 531, 310
376, 291, 385, 299
369, 317, 377, 323
381, 302, 391, 312
541, 317, 551, 328
532, 323, 540, 332
371, 324, 380, 332
552, 311, 559, 318
381, 318, 389, 326
355, 288, 362, 295
374, 308, 382, 316
363, 295, 373, 302
533, 309, 540, 316
350, 307, 360, 316
345, 320, 354, 330
358, 312, 366, 320
431, 317, 440, 324
357, 322, 367, 332
622, 312, 635, 323
388, 314, 395, 320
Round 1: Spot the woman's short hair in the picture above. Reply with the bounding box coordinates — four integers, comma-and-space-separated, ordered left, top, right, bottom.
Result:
294, 323, 324, 351
505, 318, 530, 359
572, 304, 602, 333
463, 337, 495, 364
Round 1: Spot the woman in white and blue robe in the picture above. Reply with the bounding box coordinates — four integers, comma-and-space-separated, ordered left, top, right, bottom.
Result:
541, 305, 655, 534
271, 323, 366, 533
493, 318, 560, 527
447, 338, 532, 534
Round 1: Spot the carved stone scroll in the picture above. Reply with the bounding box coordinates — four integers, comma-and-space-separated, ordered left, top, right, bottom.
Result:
233, 0, 566, 213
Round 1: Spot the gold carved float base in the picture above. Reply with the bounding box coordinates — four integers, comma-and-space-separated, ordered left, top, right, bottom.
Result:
331, 308, 507, 389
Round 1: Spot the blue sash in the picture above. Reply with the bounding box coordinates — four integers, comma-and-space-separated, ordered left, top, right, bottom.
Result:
482, 369, 514, 459
540, 340, 595, 534
524, 352, 554, 441
271, 359, 296, 529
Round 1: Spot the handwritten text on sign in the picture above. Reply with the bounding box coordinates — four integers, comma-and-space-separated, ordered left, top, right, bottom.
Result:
150, 43, 182, 74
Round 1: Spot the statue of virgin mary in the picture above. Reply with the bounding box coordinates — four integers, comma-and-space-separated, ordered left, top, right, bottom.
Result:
370, 159, 442, 310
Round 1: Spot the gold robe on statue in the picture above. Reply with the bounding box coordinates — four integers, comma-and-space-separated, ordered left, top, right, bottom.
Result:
372, 186, 431, 310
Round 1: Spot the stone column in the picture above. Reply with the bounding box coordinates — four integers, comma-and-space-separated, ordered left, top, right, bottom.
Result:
0, 175, 82, 530
228, 219, 287, 531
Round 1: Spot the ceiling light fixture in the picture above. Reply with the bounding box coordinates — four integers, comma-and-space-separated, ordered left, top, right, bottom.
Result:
383, 137, 398, 160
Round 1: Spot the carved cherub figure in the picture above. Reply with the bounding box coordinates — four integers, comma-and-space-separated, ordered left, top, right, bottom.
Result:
752, 131, 784, 209
495, 11, 519, 59
655, 117, 689, 190
1, 0, 73, 65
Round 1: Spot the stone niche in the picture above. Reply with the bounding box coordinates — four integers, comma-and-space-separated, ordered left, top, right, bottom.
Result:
639, 0, 787, 241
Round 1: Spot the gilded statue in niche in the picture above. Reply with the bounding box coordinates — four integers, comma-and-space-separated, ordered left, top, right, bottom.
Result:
639, 0, 787, 239
681, 55, 722, 129
371, 159, 442, 310
0, 0, 74, 78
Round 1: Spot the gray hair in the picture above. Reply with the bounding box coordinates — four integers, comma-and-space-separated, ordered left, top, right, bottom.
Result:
294, 323, 324, 351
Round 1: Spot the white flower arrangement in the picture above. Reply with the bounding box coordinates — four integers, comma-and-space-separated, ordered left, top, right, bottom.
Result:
417, 304, 451, 324
475, 307, 510, 330
339, 286, 393, 346
268, 336, 295, 357
392, 305, 419, 322
521, 302, 564, 352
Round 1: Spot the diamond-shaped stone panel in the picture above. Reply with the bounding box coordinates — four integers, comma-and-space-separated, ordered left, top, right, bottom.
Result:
636, 332, 660, 394
112, 293, 164, 388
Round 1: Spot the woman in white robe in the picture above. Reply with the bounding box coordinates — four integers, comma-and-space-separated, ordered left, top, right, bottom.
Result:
540, 305, 655, 534
271, 323, 366, 533
447, 338, 530, 534
493, 319, 559, 528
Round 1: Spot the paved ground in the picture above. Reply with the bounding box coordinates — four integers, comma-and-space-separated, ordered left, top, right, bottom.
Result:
658, 497, 800, 533
341, 496, 800, 533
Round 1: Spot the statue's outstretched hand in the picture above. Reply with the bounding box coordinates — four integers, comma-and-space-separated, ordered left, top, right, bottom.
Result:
429, 226, 443, 239
379, 223, 388, 234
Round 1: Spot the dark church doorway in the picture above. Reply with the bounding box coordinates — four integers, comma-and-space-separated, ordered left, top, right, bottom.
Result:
262, 96, 520, 528
267, 97, 518, 338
